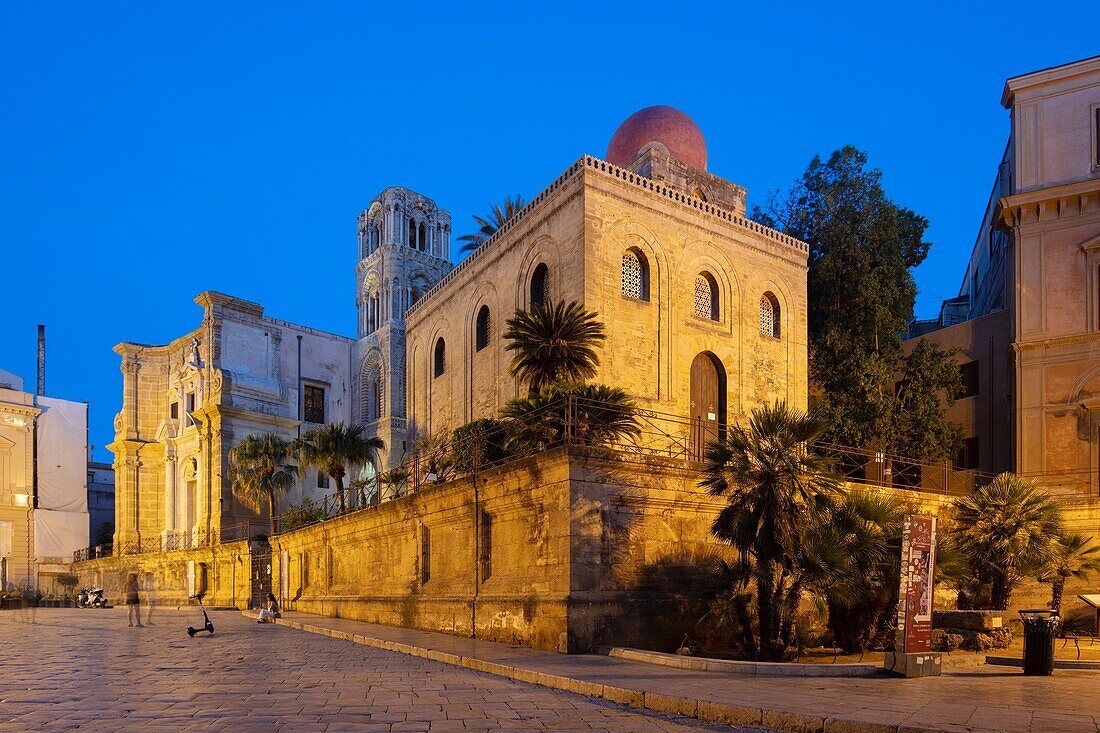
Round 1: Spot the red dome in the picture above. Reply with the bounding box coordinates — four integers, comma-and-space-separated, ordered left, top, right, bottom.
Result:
606, 106, 707, 170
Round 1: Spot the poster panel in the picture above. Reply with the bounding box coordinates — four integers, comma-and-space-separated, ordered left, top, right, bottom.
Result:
897, 515, 937, 653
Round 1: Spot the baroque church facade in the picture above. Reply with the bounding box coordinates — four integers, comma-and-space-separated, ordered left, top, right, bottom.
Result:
108, 106, 809, 549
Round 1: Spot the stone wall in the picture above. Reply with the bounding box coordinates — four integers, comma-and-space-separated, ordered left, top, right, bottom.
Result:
71, 539, 254, 609
269, 447, 962, 653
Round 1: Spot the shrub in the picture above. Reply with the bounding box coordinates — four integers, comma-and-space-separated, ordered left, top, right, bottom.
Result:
279, 498, 326, 533
451, 419, 511, 473
55, 572, 79, 591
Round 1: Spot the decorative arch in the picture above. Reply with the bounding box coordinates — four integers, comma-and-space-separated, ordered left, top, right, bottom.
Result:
360, 352, 385, 423
1070, 364, 1100, 405
603, 219, 666, 305
515, 235, 561, 310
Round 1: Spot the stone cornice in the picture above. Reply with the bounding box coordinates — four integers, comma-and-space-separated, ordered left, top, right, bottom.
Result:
195, 290, 265, 318
406, 154, 809, 319
1013, 331, 1100, 352
0, 402, 41, 420
999, 179, 1100, 226
1002, 55, 1100, 108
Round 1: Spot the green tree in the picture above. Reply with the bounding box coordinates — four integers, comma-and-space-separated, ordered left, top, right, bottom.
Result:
700, 401, 844, 660
1040, 533, 1100, 615
229, 433, 297, 538
503, 300, 607, 392
296, 423, 384, 514
55, 572, 79, 598
889, 340, 964, 462
451, 419, 511, 473
950, 473, 1063, 610
500, 383, 640, 453
755, 146, 959, 461
457, 194, 526, 253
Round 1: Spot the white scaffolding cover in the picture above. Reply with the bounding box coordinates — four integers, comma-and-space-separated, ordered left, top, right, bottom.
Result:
36, 396, 87, 513
34, 509, 88, 559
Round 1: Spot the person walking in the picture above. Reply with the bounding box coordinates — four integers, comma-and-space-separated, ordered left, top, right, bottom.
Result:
143, 572, 157, 626
124, 573, 143, 627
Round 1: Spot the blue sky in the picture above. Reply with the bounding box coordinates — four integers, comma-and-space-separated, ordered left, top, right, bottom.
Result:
1, 3, 1095, 461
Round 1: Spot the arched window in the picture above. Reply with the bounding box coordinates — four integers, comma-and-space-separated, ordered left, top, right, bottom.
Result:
475, 305, 490, 351
411, 286, 420, 306
360, 355, 384, 422
694, 273, 719, 320
408, 218, 416, 248
530, 263, 549, 307
691, 188, 708, 202
418, 222, 427, 251
621, 248, 649, 301
433, 337, 446, 377
760, 292, 780, 338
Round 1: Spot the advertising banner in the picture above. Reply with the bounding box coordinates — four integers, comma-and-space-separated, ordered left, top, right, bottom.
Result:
897, 515, 937, 653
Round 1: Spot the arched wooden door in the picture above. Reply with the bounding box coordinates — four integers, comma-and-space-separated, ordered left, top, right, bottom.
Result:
689, 352, 725, 460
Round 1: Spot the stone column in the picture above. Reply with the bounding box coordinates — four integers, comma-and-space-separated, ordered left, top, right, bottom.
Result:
163, 454, 177, 537
122, 358, 140, 440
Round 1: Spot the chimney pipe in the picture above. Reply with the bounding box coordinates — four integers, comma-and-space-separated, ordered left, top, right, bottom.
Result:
37, 324, 45, 396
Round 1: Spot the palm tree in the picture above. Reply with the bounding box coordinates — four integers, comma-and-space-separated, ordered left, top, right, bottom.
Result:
1041, 533, 1100, 615
295, 423, 384, 514
800, 492, 903, 653
411, 432, 453, 484
951, 473, 1063, 610
229, 433, 297, 538
500, 383, 640, 453
503, 300, 606, 391
700, 400, 843, 661
457, 194, 526, 253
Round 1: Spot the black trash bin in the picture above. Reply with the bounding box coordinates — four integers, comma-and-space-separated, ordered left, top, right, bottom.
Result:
1019, 609, 1058, 675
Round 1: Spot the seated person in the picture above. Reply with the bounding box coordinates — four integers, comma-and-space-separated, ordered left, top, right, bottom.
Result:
257, 593, 281, 623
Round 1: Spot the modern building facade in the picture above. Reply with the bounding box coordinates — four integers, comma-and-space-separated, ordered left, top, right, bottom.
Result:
0, 368, 91, 590
87, 459, 114, 547
907, 55, 1100, 494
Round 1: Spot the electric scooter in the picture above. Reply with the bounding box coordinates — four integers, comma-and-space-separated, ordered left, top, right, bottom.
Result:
186, 591, 214, 637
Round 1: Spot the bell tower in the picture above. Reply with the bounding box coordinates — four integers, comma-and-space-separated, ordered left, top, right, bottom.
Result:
354, 187, 452, 468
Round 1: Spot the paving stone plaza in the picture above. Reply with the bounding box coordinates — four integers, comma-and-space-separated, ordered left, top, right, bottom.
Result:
0, 609, 757, 732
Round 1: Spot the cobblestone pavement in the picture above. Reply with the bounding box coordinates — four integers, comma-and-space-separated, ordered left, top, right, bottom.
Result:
0, 608, 765, 732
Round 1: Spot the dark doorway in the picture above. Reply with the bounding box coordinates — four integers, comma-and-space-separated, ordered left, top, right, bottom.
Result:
689, 352, 726, 461
250, 543, 272, 609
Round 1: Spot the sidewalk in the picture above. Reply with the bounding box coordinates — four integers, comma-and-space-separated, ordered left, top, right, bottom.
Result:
248, 611, 1100, 733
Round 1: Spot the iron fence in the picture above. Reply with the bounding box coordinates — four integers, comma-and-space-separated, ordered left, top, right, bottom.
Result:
73, 520, 266, 562
272, 395, 1031, 535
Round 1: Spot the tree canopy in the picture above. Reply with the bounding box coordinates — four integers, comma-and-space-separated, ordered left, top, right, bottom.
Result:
755, 146, 960, 461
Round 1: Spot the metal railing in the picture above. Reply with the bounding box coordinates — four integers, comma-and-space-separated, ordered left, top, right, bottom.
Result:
72, 520, 265, 562
271, 395, 1016, 535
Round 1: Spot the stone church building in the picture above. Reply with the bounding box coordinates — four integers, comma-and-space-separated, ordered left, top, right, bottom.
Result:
108, 106, 810, 549
405, 107, 809, 445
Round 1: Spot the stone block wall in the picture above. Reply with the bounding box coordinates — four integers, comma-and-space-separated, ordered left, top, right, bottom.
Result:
269, 448, 960, 653
71, 539, 254, 609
